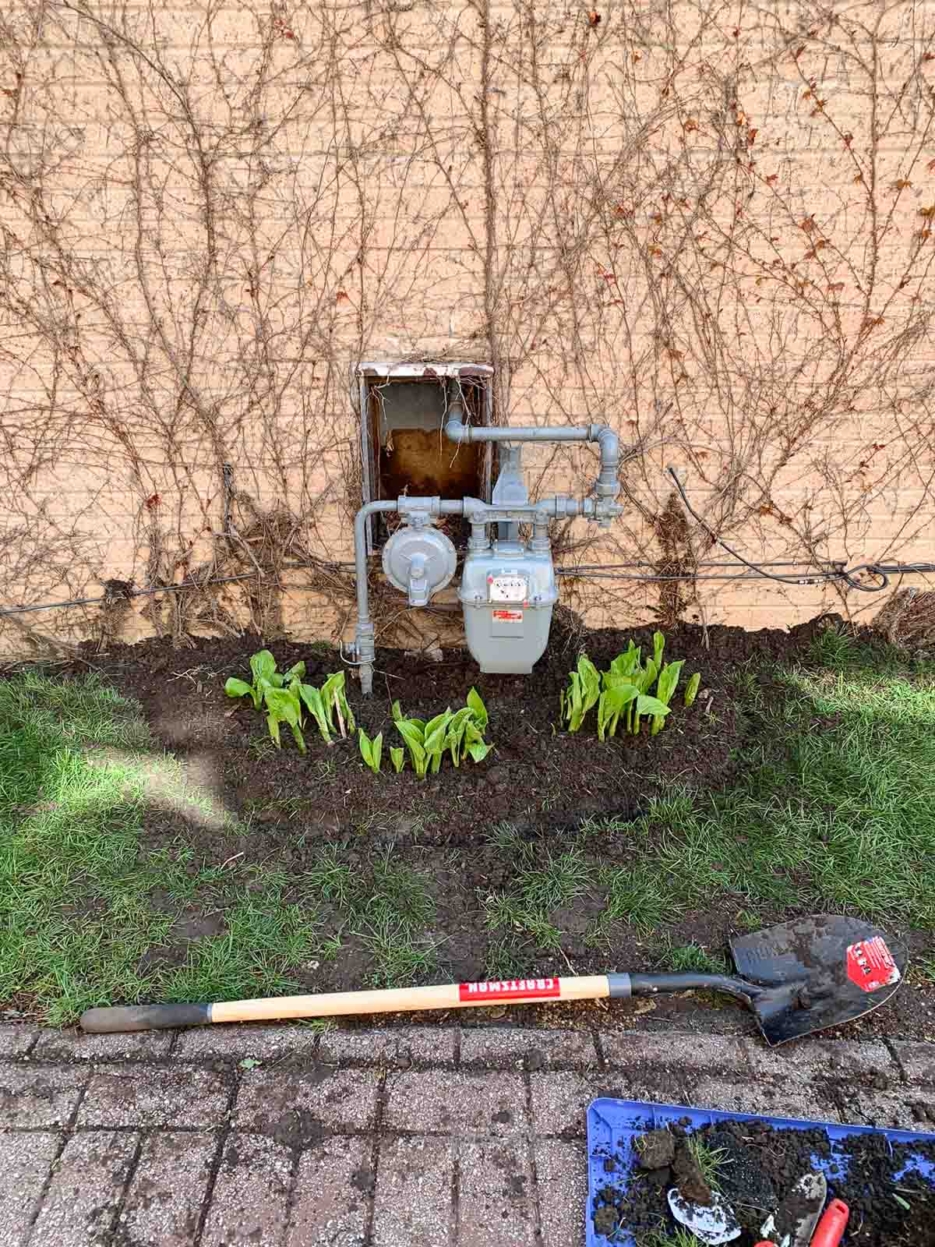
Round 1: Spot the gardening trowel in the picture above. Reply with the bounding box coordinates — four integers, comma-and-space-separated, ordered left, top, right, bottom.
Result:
668, 1187, 741, 1244
759, 1172, 828, 1247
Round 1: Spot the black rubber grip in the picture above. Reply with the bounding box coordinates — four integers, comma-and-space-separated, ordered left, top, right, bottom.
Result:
629, 973, 757, 1003
80, 1003, 212, 1033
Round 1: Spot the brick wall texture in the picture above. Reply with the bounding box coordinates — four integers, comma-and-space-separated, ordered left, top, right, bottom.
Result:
1, 0, 934, 654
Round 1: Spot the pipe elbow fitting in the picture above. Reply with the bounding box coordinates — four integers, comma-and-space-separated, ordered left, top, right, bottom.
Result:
590, 423, 619, 460
589, 424, 620, 498
444, 418, 471, 444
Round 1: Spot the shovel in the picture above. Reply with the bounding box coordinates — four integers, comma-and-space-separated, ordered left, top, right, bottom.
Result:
80, 914, 905, 1041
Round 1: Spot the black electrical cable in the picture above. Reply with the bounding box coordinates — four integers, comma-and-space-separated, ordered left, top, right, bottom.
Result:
666, 467, 902, 593
2, 493, 934, 618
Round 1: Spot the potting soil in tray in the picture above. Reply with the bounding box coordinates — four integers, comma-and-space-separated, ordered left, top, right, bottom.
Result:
587, 1097, 935, 1246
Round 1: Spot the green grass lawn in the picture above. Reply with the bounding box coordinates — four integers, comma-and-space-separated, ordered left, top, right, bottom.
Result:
1, 630, 933, 1024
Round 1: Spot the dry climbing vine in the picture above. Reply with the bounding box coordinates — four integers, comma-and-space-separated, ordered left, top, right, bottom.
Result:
0, 0, 934, 652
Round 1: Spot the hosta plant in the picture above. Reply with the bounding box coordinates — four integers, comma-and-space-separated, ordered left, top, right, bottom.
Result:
390, 687, 492, 779
226, 651, 356, 752
684, 672, 702, 707
225, 650, 304, 711
561, 632, 702, 741
560, 655, 601, 732
300, 670, 355, 746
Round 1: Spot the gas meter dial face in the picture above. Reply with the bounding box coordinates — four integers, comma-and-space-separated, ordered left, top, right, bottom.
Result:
488, 574, 527, 603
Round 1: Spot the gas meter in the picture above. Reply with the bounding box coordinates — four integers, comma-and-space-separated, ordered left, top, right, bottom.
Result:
459, 540, 558, 673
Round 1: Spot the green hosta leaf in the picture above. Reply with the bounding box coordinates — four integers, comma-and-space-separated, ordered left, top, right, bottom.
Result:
610, 642, 640, 679
563, 654, 601, 732
650, 661, 683, 736
424, 708, 453, 740
446, 708, 473, 767
299, 683, 333, 745
407, 739, 428, 779
603, 670, 637, 691
390, 746, 406, 773
250, 648, 278, 686
284, 661, 306, 682
653, 630, 666, 670
395, 719, 425, 752
578, 654, 601, 704
636, 694, 670, 718
637, 658, 658, 693
655, 659, 685, 707
467, 740, 493, 764
264, 686, 305, 750
597, 684, 638, 741
358, 728, 383, 775
225, 677, 253, 700
320, 672, 354, 737
466, 687, 488, 729
264, 686, 301, 725
684, 672, 702, 708
425, 711, 452, 774
395, 718, 428, 777
266, 712, 282, 748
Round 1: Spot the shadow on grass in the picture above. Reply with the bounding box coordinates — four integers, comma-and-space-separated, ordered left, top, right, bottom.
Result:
0, 671, 331, 1023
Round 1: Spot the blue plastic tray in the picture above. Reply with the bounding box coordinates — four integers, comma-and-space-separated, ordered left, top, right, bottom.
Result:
587, 1096, 935, 1245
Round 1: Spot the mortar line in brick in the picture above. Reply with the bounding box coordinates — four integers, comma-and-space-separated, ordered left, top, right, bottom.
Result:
592, 1029, 606, 1071
18, 1030, 40, 1060
110, 1131, 145, 1240
449, 1140, 461, 1246
280, 1137, 303, 1247
191, 1067, 240, 1247
22, 1074, 91, 1246
3, 1123, 232, 1136
361, 1065, 388, 1247
523, 1067, 545, 1243
884, 1037, 909, 1082
824, 1082, 850, 1123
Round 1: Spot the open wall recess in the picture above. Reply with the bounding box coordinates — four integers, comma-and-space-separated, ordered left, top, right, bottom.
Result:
358, 363, 493, 549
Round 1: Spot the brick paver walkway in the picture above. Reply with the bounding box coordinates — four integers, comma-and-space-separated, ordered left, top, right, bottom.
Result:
1, 1022, 933, 1245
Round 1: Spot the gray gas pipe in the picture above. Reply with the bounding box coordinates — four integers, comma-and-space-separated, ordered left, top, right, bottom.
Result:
349, 384, 622, 694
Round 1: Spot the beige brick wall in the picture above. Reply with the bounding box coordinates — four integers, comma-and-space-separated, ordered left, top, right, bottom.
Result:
1, 0, 934, 656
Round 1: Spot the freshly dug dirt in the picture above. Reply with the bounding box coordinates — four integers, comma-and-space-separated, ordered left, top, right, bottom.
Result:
635, 1128, 677, 1171
59, 614, 935, 1038
671, 1140, 712, 1205
594, 1119, 935, 1245
83, 616, 789, 849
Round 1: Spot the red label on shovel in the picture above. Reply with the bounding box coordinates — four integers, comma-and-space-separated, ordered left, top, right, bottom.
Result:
846, 936, 900, 992
459, 977, 561, 1002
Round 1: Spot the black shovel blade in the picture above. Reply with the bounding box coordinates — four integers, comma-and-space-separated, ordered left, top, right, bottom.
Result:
730, 914, 906, 1046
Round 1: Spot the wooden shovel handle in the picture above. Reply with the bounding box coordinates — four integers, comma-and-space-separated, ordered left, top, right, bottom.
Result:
81, 974, 619, 1033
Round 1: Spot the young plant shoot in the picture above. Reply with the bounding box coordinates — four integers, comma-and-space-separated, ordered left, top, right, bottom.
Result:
358, 729, 383, 775
564, 636, 701, 741
226, 651, 358, 753
391, 688, 492, 779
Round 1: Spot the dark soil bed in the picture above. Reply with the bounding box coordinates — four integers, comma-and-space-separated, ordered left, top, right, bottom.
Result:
595, 1119, 935, 1244
69, 616, 935, 1040
84, 617, 811, 849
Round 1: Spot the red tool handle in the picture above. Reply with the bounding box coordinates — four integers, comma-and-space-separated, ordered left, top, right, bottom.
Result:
811, 1198, 849, 1246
